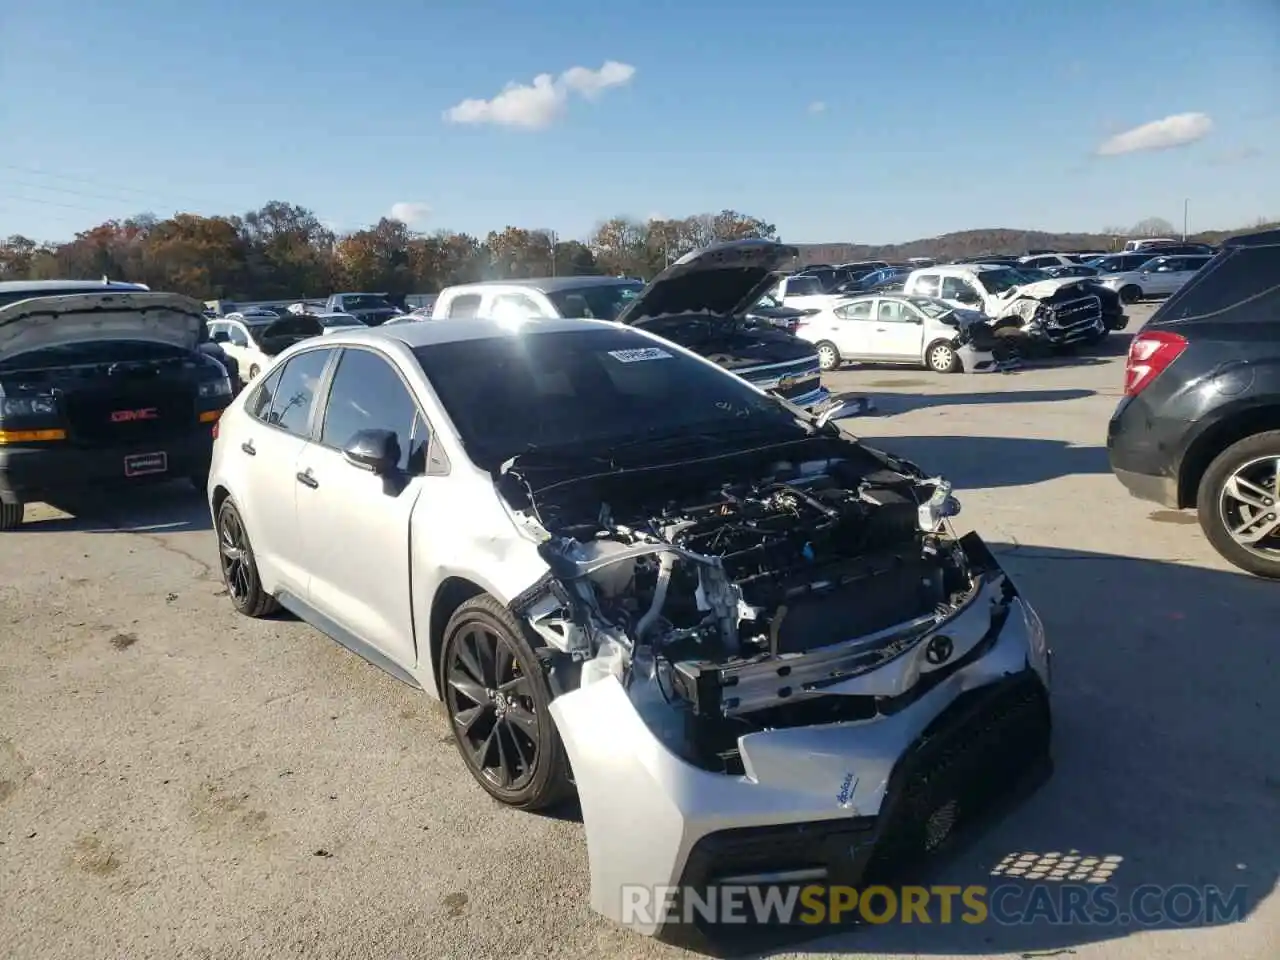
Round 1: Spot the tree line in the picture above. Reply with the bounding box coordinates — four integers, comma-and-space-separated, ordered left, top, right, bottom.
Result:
0, 203, 778, 301
1, 204, 1273, 302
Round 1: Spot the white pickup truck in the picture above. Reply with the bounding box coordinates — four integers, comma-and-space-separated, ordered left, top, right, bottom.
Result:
900, 263, 1120, 348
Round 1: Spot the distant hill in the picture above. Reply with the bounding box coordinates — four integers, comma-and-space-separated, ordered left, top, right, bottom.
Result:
793, 222, 1280, 266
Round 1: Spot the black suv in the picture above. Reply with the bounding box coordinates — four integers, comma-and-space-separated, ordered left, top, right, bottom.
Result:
0, 283, 235, 530
1106, 229, 1280, 578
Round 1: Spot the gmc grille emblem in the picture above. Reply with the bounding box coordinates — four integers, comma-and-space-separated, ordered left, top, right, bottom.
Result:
110, 407, 159, 423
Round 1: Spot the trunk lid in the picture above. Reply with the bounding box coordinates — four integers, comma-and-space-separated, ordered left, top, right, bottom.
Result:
614, 239, 799, 326
0, 291, 206, 363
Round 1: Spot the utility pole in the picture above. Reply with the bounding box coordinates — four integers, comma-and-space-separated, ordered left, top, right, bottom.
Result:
1182, 199, 1189, 240
548, 229, 558, 276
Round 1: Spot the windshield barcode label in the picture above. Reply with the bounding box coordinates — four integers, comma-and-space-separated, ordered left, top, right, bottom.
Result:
608, 347, 673, 363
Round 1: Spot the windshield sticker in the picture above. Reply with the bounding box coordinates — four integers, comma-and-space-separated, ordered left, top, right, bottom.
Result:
608, 347, 673, 363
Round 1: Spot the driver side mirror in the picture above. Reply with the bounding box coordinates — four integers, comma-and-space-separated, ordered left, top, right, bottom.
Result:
342, 429, 401, 475
211, 331, 230, 343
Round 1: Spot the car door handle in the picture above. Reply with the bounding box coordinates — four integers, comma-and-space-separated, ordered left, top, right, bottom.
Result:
241, 440, 256, 456
296, 470, 319, 489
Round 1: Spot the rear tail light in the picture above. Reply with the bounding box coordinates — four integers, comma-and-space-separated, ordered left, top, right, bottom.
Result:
1124, 331, 1187, 396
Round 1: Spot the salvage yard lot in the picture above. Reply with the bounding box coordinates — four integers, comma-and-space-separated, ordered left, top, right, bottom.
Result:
1, 304, 1276, 960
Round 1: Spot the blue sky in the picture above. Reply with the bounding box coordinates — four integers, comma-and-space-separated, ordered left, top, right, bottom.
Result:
3, 0, 1278, 244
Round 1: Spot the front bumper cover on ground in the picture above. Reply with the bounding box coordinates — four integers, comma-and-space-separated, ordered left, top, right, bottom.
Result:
549, 538, 1053, 945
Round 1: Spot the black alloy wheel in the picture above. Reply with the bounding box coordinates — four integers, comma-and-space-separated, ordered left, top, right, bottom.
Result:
215, 498, 278, 617
440, 595, 572, 809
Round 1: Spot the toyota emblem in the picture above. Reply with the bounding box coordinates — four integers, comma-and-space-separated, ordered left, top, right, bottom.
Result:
924, 635, 954, 665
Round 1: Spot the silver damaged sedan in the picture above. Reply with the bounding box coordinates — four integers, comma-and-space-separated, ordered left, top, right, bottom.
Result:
207, 316, 1053, 943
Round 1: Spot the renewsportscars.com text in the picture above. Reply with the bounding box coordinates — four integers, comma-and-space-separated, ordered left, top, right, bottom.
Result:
621, 883, 1249, 927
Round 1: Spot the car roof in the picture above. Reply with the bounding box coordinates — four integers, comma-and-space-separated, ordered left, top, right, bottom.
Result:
319, 315, 623, 350
447, 276, 645, 294
1223, 228, 1280, 249
0, 279, 148, 294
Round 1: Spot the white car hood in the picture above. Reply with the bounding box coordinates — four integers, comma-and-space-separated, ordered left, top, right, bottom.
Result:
995, 277, 1079, 300
0, 291, 206, 363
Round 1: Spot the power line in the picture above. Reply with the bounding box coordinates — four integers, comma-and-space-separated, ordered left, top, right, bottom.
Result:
0, 163, 228, 209
0, 194, 104, 213
7, 178, 182, 208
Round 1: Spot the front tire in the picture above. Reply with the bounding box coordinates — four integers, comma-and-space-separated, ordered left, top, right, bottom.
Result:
0, 499, 23, 531
1196, 430, 1280, 579
440, 595, 572, 810
1118, 285, 1142, 304
815, 341, 841, 372
215, 497, 279, 616
926, 340, 961, 374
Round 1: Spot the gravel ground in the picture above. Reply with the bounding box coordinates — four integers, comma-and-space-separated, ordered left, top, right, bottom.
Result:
1, 305, 1276, 960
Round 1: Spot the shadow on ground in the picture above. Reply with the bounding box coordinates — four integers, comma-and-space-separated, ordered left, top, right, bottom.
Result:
685, 545, 1278, 957
863, 388, 1097, 417
12, 481, 212, 534
855, 435, 1109, 487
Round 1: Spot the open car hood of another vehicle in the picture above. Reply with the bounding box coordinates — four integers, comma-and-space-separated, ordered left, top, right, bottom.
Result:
615, 239, 799, 327
0, 291, 206, 362
261, 314, 325, 338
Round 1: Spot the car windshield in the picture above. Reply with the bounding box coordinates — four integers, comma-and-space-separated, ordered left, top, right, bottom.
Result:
413, 328, 807, 469
342, 295, 393, 310
545, 282, 644, 321
908, 297, 953, 318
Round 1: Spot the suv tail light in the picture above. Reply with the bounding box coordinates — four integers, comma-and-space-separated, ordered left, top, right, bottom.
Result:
1124, 331, 1187, 396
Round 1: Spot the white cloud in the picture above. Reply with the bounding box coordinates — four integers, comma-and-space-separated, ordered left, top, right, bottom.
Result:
389, 201, 431, 226
561, 61, 636, 99
1096, 112, 1213, 156
807, 101, 826, 115
443, 61, 636, 130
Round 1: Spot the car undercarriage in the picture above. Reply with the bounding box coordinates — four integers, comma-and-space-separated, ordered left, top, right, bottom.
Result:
497, 435, 1054, 942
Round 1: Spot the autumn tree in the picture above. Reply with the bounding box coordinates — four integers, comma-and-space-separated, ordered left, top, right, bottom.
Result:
337, 217, 416, 293
485, 227, 554, 278
0, 235, 39, 280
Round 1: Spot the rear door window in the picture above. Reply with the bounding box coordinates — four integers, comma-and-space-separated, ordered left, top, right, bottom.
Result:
246, 367, 284, 422
265, 349, 332, 437
1157, 244, 1280, 323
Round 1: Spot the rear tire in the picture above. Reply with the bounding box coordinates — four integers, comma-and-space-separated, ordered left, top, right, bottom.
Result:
0, 499, 23, 531
1118, 285, 1142, 304
215, 497, 279, 617
815, 341, 841, 372
1196, 430, 1280, 579
926, 340, 961, 374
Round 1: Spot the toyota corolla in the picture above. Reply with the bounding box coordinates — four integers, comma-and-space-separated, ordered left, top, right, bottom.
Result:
206, 316, 1053, 945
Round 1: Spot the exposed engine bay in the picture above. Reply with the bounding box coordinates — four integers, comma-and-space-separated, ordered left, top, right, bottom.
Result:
502, 438, 979, 775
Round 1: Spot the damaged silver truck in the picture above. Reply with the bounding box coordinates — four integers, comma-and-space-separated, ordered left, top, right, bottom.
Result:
207, 314, 1054, 947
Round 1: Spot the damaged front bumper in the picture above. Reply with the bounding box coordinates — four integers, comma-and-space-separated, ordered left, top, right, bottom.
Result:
955, 342, 1004, 373
549, 535, 1052, 943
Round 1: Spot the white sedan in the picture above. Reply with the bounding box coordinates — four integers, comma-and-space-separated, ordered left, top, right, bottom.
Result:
207, 313, 325, 380
204, 316, 1051, 941
794, 294, 1003, 373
